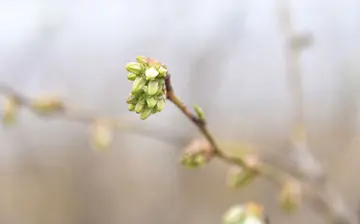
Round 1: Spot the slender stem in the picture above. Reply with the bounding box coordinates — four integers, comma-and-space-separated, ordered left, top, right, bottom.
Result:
165, 75, 248, 168
165, 74, 357, 224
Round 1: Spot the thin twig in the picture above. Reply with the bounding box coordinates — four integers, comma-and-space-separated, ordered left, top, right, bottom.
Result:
278, 1, 356, 223
0, 83, 193, 146
165, 73, 358, 224
165, 75, 249, 168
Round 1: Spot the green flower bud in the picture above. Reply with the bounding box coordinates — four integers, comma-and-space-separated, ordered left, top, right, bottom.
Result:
126, 95, 138, 104
126, 62, 143, 75
135, 101, 144, 114
242, 216, 263, 224
155, 85, 164, 96
223, 205, 246, 224
158, 66, 168, 77
279, 181, 301, 213
2, 96, 18, 127
227, 167, 257, 188
180, 153, 206, 169
132, 77, 146, 93
145, 67, 159, 80
140, 107, 153, 120
139, 92, 148, 100
180, 156, 193, 168
156, 99, 165, 112
127, 73, 137, 81
90, 119, 113, 151
193, 104, 205, 121
31, 96, 63, 115
146, 97, 157, 108
194, 154, 207, 166
128, 104, 135, 111
147, 80, 159, 96
136, 56, 149, 65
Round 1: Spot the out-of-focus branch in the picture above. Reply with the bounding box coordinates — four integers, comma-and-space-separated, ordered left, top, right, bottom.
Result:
164, 73, 357, 224
277, 0, 323, 183
276, 1, 357, 223
166, 75, 250, 168
0, 83, 191, 148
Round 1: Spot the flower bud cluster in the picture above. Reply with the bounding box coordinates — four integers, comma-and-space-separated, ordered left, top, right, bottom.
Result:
125, 56, 168, 120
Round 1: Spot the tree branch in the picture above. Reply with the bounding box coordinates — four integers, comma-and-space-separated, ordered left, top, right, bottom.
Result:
165, 73, 357, 224
165, 75, 249, 168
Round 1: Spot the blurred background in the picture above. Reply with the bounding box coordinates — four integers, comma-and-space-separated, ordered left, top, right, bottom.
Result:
0, 0, 360, 223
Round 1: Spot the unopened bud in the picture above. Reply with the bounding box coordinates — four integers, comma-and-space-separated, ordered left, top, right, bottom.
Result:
223, 205, 246, 224
223, 202, 264, 224
245, 202, 263, 218
158, 66, 168, 77
145, 67, 159, 80
193, 104, 205, 121
132, 77, 146, 93
127, 73, 137, 81
126, 95, 138, 104
148, 59, 161, 69
146, 97, 157, 108
194, 153, 206, 165
242, 216, 263, 224
279, 180, 301, 213
135, 101, 144, 114
140, 107, 152, 120
227, 166, 257, 188
31, 96, 63, 115
126, 62, 143, 75
156, 86, 164, 96
128, 104, 135, 111
156, 99, 165, 112
147, 80, 159, 96
180, 151, 208, 169
2, 96, 18, 126
136, 55, 149, 65
90, 119, 113, 151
